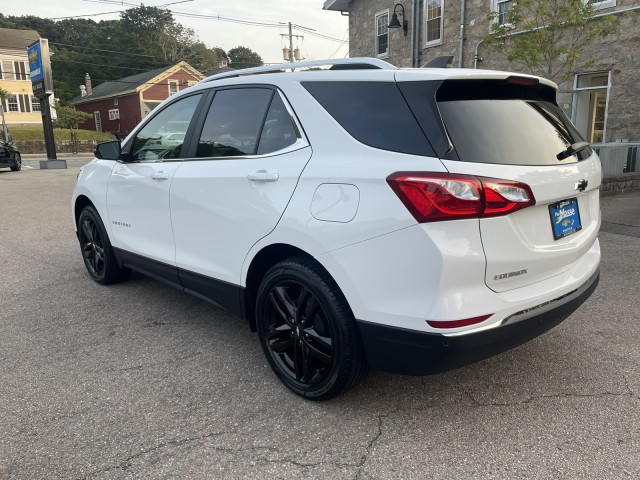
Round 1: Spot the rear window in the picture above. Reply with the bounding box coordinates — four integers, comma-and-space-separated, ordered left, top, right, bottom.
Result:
439, 80, 589, 165
439, 99, 589, 165
400, 79, 590, 165
302, 81, 434, 157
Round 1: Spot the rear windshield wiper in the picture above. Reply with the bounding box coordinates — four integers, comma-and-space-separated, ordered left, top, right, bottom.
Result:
557, 141, 590, 161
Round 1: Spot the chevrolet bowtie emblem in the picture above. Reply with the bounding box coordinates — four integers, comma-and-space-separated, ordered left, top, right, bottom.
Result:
575, 179, 588, 192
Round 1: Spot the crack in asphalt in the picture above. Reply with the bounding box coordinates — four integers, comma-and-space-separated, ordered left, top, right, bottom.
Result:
243, 411, 400, 476
353, 410, 395, 480
463, 388, 633, 407
78, 430, 233, 479
623, 375, 640, 403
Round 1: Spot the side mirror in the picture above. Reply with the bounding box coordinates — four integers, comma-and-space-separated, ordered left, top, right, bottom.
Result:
95, 140, 121, 160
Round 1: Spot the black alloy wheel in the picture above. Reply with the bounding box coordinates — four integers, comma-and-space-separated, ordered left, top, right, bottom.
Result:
256, 258, 368, 400
81, 215, 106, 278
9, 153, 21, 171
78, 206, 130, 284
264, 279, 335, 385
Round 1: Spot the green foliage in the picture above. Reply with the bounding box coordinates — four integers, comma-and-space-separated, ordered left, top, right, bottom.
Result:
1, 8, 243, 104
54, 105, 92, 130
9, 126, 113, 142
0, 88, 10, 101
484, 0, 620, 83
228, 46, 264, 69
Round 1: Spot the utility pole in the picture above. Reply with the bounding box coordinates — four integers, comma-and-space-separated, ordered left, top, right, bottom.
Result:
289, 22, 294, 62
281, 23, 304, 62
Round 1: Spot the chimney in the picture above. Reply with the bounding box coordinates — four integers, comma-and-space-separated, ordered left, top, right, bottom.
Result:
80, 85, 87, 97
84, 73, 92, 96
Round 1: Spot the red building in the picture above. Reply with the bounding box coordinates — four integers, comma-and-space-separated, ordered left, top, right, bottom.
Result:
70, 61, 203, 136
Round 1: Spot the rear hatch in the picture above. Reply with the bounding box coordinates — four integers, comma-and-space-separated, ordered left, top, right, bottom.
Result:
399, 75, 601, 292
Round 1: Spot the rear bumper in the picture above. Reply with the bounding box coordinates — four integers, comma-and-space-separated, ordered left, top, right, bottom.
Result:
356, 268, 599, 375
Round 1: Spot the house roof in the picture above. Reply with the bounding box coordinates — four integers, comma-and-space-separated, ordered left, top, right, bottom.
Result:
70, 61, 204, 105
323, 0, 350, 12
0, 28, 40, 50
70, 65, 170, 105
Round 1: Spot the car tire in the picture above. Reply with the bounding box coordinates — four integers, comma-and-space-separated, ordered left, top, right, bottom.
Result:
256, 257, 368, 401
78, 205, 131, 285
9, 153, 21, 171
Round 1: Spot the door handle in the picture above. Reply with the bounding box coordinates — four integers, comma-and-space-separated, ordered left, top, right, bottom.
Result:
151, 172, 170, 181
247, 171, 279, 182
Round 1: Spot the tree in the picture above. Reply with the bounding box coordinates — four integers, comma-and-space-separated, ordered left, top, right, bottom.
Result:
0, 88, 10, 142
228, 46, 263, 69
484, 0, 620, 84
55, 105, 92, 130
211, 47, 229, 67
54, 106, 93, 153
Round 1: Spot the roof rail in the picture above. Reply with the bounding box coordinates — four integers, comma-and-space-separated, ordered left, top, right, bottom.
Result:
203, 57, 396, 83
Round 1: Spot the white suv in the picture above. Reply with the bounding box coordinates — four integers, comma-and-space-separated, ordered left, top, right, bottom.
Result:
73, 58, 601, 400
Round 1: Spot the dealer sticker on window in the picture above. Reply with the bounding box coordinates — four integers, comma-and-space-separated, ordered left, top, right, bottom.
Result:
549, 198, 582, 240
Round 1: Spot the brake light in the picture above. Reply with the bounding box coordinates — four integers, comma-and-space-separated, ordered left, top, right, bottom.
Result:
506, 75, 539, 86
387, 173, 535, 222
427, 314, 492, 329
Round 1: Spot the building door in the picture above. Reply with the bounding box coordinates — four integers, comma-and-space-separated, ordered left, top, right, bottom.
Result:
94, 111, 102, 132
573, 72, 609, 144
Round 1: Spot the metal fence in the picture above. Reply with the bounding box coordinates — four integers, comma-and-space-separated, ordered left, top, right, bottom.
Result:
592, 143, 640, 176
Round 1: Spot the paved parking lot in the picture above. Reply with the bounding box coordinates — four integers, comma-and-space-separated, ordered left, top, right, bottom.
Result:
1, 165, 639, 479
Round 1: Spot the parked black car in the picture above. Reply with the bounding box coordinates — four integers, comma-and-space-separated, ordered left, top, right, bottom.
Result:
0, 141, 21, 171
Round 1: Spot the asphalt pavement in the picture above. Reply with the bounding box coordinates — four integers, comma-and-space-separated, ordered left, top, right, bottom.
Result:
1, 166, 639, 479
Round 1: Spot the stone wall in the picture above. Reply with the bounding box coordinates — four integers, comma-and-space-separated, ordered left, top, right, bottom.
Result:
15, 140, 100, 154
347, 1, 640, 142
601, 172, 640, 196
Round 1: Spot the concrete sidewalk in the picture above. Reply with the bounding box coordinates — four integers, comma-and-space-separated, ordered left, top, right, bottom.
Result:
600, 190, 640, 237
21, 153, 94, 169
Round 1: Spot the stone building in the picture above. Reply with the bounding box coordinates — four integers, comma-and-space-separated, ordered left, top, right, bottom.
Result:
323, 0, 640, 144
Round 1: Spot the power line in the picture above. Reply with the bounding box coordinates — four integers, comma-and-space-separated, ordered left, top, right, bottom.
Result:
50, 42, 157, 58
53, 59, 157, 71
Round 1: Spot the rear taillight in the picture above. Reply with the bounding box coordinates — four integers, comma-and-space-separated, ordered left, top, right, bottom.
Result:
387, 173, 535, 223
426, 314, 492, 329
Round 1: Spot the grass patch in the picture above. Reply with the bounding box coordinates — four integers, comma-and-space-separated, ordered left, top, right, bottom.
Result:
8, 127, 115, 142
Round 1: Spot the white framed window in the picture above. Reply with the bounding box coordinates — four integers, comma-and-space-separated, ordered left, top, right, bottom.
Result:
375, 10, 389, 58
572, 72, 610, 144
492, 0, 514, 27
586, 0, 616, 11
1, 60, 14, 81
13, 61, 28, 80
169, 80, 179, 96
94, 111, 102, 132
7, 94, 19, 112
30, 95, 41, 112
424, 0, 444, 47
108, 108, 120, 120
114, 97, 119, 106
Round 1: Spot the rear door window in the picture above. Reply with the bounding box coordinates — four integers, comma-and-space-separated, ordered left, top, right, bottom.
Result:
196, 88, 273, 158
257, 93, 299, 155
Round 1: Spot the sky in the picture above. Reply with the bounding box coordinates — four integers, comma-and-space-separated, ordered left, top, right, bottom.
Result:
1, 0, 350, 65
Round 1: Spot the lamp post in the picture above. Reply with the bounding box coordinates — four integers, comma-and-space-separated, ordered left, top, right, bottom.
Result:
388, 3, 409, 36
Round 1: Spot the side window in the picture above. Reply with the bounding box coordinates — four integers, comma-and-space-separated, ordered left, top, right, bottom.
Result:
130, 94, 201, 162
257, 93, 299, 155
196, 88, 273, 158
302, 81, 434, 156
